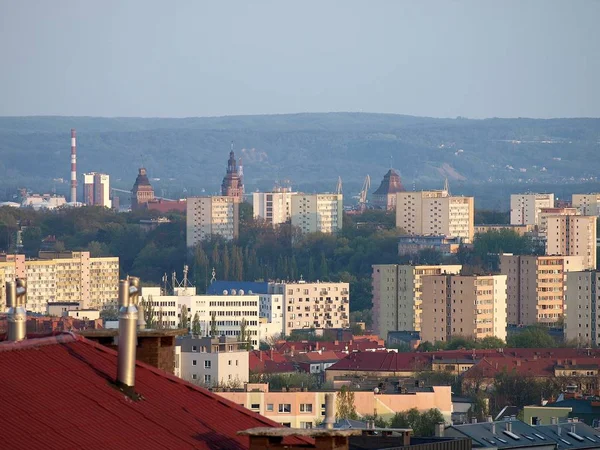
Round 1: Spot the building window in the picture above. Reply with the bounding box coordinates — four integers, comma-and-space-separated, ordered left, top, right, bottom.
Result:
278, 404, 291, 413
192, 345, 197, 352
204, 361, 211, 369
192, 360, 197, 366
301, 422, 313, 429
266, 404, 274, 412
204, 374, 211, 384
192, 374, 197, 380
251, 404, 260, 410
300, 404, 313, 413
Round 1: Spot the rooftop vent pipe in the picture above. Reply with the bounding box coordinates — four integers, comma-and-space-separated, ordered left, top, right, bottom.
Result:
324, 393, 335, 430
117, 277, 140, 388
7, 279, 27, 342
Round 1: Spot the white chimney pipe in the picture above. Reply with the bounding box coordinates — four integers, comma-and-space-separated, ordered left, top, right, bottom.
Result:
7, 279, 27, 342
117, 277, 140, 388
324, 393, 335, 430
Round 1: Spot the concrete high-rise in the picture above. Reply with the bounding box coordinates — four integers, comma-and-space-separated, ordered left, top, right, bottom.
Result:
538, 207, 579, 237
372, 264, 462, 339
565, 271, 600, 346
546, 215, 597, 270
291, 194, 343, 235
186, 196, 239, 247
396, 190, 475, 243
253, 187, 296, 226
572, 194, 600, 216
0, 252, 119, 313
83, 172, 111, 208
421, 274, 507, 343
500, 254, 586, 326
510, 193, 555, 227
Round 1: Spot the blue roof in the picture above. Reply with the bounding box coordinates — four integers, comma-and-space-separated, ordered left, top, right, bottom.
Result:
206, 281, 269, 295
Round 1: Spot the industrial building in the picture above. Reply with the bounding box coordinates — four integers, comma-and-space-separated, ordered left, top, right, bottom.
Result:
83, 172, 112, 208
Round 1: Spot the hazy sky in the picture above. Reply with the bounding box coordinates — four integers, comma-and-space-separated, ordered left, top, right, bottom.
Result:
1, 0, 599, 118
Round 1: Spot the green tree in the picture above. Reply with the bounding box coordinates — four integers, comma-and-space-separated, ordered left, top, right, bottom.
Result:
141, 295, 156, 328
210, 311, 218, 337
238, 318, 250, 350
179, 305, 190, 331
22, 226, 42, 256
506, 325, 557, 348
192, 312, 201, 335
390, 408, 444, 436
336, 386, 358, 420
478, 336, 505, 349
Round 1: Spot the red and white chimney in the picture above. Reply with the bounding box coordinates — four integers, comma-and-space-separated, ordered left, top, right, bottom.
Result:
70, 129, 77, 203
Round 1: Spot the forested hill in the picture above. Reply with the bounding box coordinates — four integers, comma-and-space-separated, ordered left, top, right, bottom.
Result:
0, 113, 599, 205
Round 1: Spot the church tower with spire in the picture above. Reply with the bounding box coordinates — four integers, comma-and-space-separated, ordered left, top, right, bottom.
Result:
221, 142, 244, 203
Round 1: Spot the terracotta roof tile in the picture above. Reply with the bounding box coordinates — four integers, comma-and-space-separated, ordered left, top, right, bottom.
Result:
0, 333, 312, 449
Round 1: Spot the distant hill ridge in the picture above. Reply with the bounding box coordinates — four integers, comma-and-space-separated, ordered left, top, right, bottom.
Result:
0, 113, 598, 202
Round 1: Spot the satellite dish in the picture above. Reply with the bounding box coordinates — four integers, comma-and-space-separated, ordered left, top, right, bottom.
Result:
239, 289, 244, 295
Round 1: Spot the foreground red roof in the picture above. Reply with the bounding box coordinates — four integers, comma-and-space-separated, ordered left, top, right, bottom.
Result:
0, 333, 311, 449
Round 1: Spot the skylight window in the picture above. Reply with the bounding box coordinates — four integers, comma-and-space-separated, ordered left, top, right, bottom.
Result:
522, 435, 534, 441
586, 436, 596, 442
497, 437, 508, 443
567, 432, 584, 442
503, 430, 521, 440
533, 433, 546, 440
560, 439, 572, 445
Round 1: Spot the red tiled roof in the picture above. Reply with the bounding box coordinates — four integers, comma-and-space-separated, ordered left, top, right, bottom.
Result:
292, 350, 341, 363
249, 350, 296, 374
327, 351, 430, 373
0, 333, 312, 449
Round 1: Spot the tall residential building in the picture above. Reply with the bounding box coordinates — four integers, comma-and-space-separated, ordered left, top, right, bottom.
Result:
565, 271, 600, 346
572, 194, 600, 216
372, 264, 462, 339
176, 336, 249, 387
253, 188, 296, 226
500, 254, 586, 326
372, 169, 405, 211
0, 252, 118, 313
131, 167, 155, 210
395, 190, 475, 243
83, 172, 111, 208
290, 194, 343, 235
221, 147, 244, 203
510, 193, 555, 227
546, 215, 597, 270
269, 281, 350, 335
186, 196, 239, 247
538, 207, 579, 237
421, 274, 507, 343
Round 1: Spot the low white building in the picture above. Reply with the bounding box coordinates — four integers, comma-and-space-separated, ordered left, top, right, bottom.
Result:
176, 336, 249, 387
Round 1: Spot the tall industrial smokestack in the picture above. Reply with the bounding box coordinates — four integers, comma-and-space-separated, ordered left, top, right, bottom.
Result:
70, 128, 77, 203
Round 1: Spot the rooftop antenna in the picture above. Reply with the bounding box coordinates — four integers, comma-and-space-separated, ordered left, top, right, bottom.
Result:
336, 176, 343, 195
210, 267, 216, 284
183, 264, 189, 288
162, 273, 168, 296
390, 155, 393, 169
444, 177, 450, 195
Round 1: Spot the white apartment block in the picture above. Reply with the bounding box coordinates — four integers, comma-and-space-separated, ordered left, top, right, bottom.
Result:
186, 196, 239, 247
270, 281, 350, 335
572, 194, 600, 216
176, 336, 249, 387
420, 274, 507, 343
290, 194, 343, 235
141, 286, 261, 348
500, 254, 586, 326
253, 190, 296, 226
258, 293, 284, 341
0, 252, 118, 313
395, 190, 475, 243
510, 193, 555, 227
565, 271, 600, 346
546, 215, 597, 270
372, 264, 462, 339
